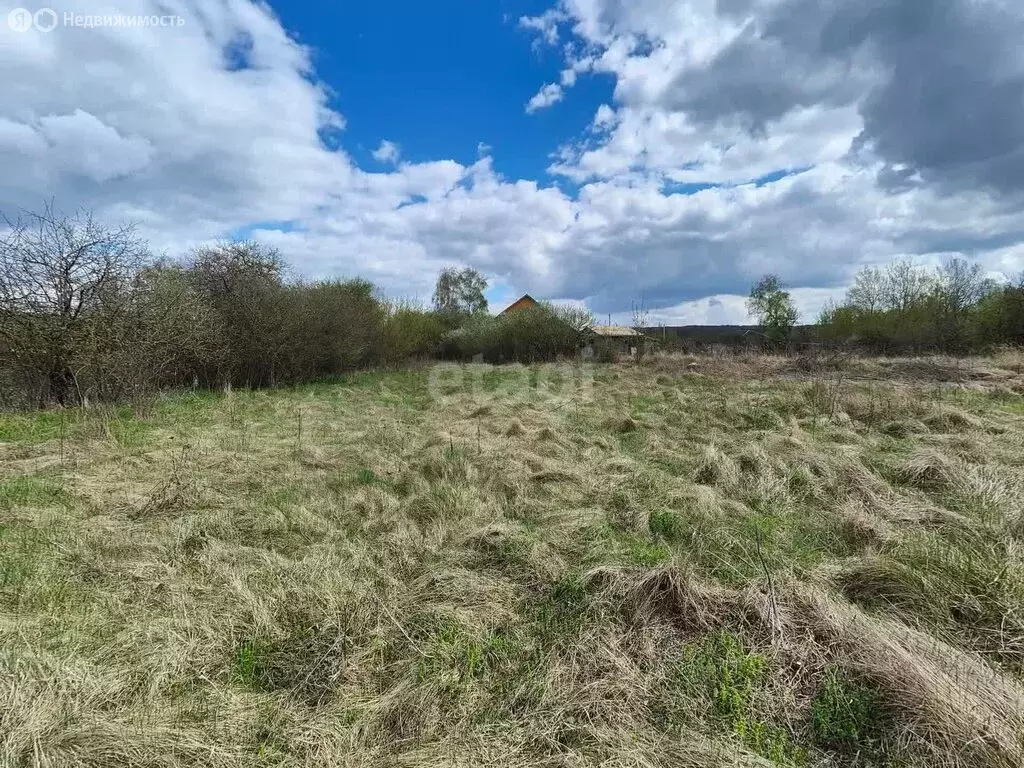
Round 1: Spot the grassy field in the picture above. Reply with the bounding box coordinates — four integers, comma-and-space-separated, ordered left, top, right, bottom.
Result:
3, 353, 1024, 767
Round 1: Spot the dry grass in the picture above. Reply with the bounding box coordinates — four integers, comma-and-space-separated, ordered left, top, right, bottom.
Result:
2, 358, 1024, 767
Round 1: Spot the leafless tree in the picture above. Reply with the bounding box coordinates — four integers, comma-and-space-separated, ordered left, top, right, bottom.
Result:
936, 257, 996, 313
846, 266, 887, 312
0, 203, 148, 405
882, 259, 934, 313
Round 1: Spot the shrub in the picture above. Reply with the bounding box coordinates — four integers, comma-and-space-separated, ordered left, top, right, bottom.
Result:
440, 302, 590, 363
380, 302, 446, 365
817, 259, 1018, 353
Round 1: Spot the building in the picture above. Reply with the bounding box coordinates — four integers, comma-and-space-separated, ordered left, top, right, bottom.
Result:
581, 325, 645, 358
496, 296, 649, 359
498, 294, 539, 315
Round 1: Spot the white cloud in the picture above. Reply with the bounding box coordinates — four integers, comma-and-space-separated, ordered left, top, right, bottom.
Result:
612, 286, 845, 327
0, 0, 1021, 322
37, 109, 155, 182
519, 10, 565, 47
372, 139, 401, 164
592, 104, 617, 129
525, 83, 565, 113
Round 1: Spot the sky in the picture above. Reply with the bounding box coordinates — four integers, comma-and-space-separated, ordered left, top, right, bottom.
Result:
1, 0, 1023, 325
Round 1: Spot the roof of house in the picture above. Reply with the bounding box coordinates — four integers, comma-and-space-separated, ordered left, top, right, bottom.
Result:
586, 325, 642, 338
499, 294, 538, 315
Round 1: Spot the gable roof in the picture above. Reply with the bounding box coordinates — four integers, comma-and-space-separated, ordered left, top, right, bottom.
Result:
499, 294, 539, 315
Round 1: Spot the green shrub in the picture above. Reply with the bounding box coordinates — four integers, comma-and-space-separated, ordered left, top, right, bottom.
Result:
440, 302, 590, 363
380, 303, 446, 364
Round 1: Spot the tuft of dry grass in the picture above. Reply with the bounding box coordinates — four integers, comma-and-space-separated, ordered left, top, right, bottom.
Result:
793, 586, 1024, 768
2, 355, 1024, 767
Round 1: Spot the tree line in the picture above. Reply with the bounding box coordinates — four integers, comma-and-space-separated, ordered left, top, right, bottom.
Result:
816, 259, 1024, 353
0, 206, 596, 407
745, 262, 1024, 354
5, 205, 1023, 407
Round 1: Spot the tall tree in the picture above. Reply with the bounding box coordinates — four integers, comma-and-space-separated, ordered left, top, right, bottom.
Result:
846, 266, 886, 312
935, 258, 995, 313
882, 260, 933, 313
747, 274, 799, 347
432, 267, 488, 320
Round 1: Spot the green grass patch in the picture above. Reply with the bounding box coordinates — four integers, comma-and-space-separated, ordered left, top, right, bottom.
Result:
0, 475, 69, 509
104, 407, 154, 448
670, 631, 806, 765
531, 575, 592, 646
811, 667, 884, 755
232, 635, 277, 690
740, 406, 786, 431
629, 393, 663, 417
356, 468, 379, 486
0, 526, 37, 589
627, 540, 672, 567
0, 410, 77, 444
416, 619, 522, 686
648, 509, 687, 542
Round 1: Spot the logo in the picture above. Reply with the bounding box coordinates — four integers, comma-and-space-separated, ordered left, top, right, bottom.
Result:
34, 7, 58, 32
7, 7, 33, 32
6, 7, 57, 32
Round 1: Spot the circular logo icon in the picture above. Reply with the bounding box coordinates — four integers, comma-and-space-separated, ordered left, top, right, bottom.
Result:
34, 8, 58, 32
7, 7, 34, 32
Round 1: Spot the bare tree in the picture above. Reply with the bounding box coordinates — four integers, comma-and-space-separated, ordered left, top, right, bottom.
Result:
936, 257, 995, 313
882, 259, 933, 313
846, 266, 886, 311
0, 203, 148, 404
630, 298, 650, 330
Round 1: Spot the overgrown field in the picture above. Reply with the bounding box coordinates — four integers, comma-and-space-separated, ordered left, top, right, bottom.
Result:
3, 354, 1024, 767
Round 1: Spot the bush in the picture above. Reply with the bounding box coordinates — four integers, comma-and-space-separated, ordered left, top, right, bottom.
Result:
440, 302, 591, 363
290, 278, 385, 378
0, 214, 454, 405
818, 260, 1019, 354
380, 303, 446, 365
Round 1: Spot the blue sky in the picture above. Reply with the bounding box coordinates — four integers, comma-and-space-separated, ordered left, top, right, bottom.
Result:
1, 0, 1023, 323
273, 0, 612, 186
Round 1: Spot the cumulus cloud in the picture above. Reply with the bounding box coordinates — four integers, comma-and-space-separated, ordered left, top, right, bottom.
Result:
518, 0, 1024, 311
0, 0, 1022, 323
372, 140, 401, 164
543, 0, 1024, 197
